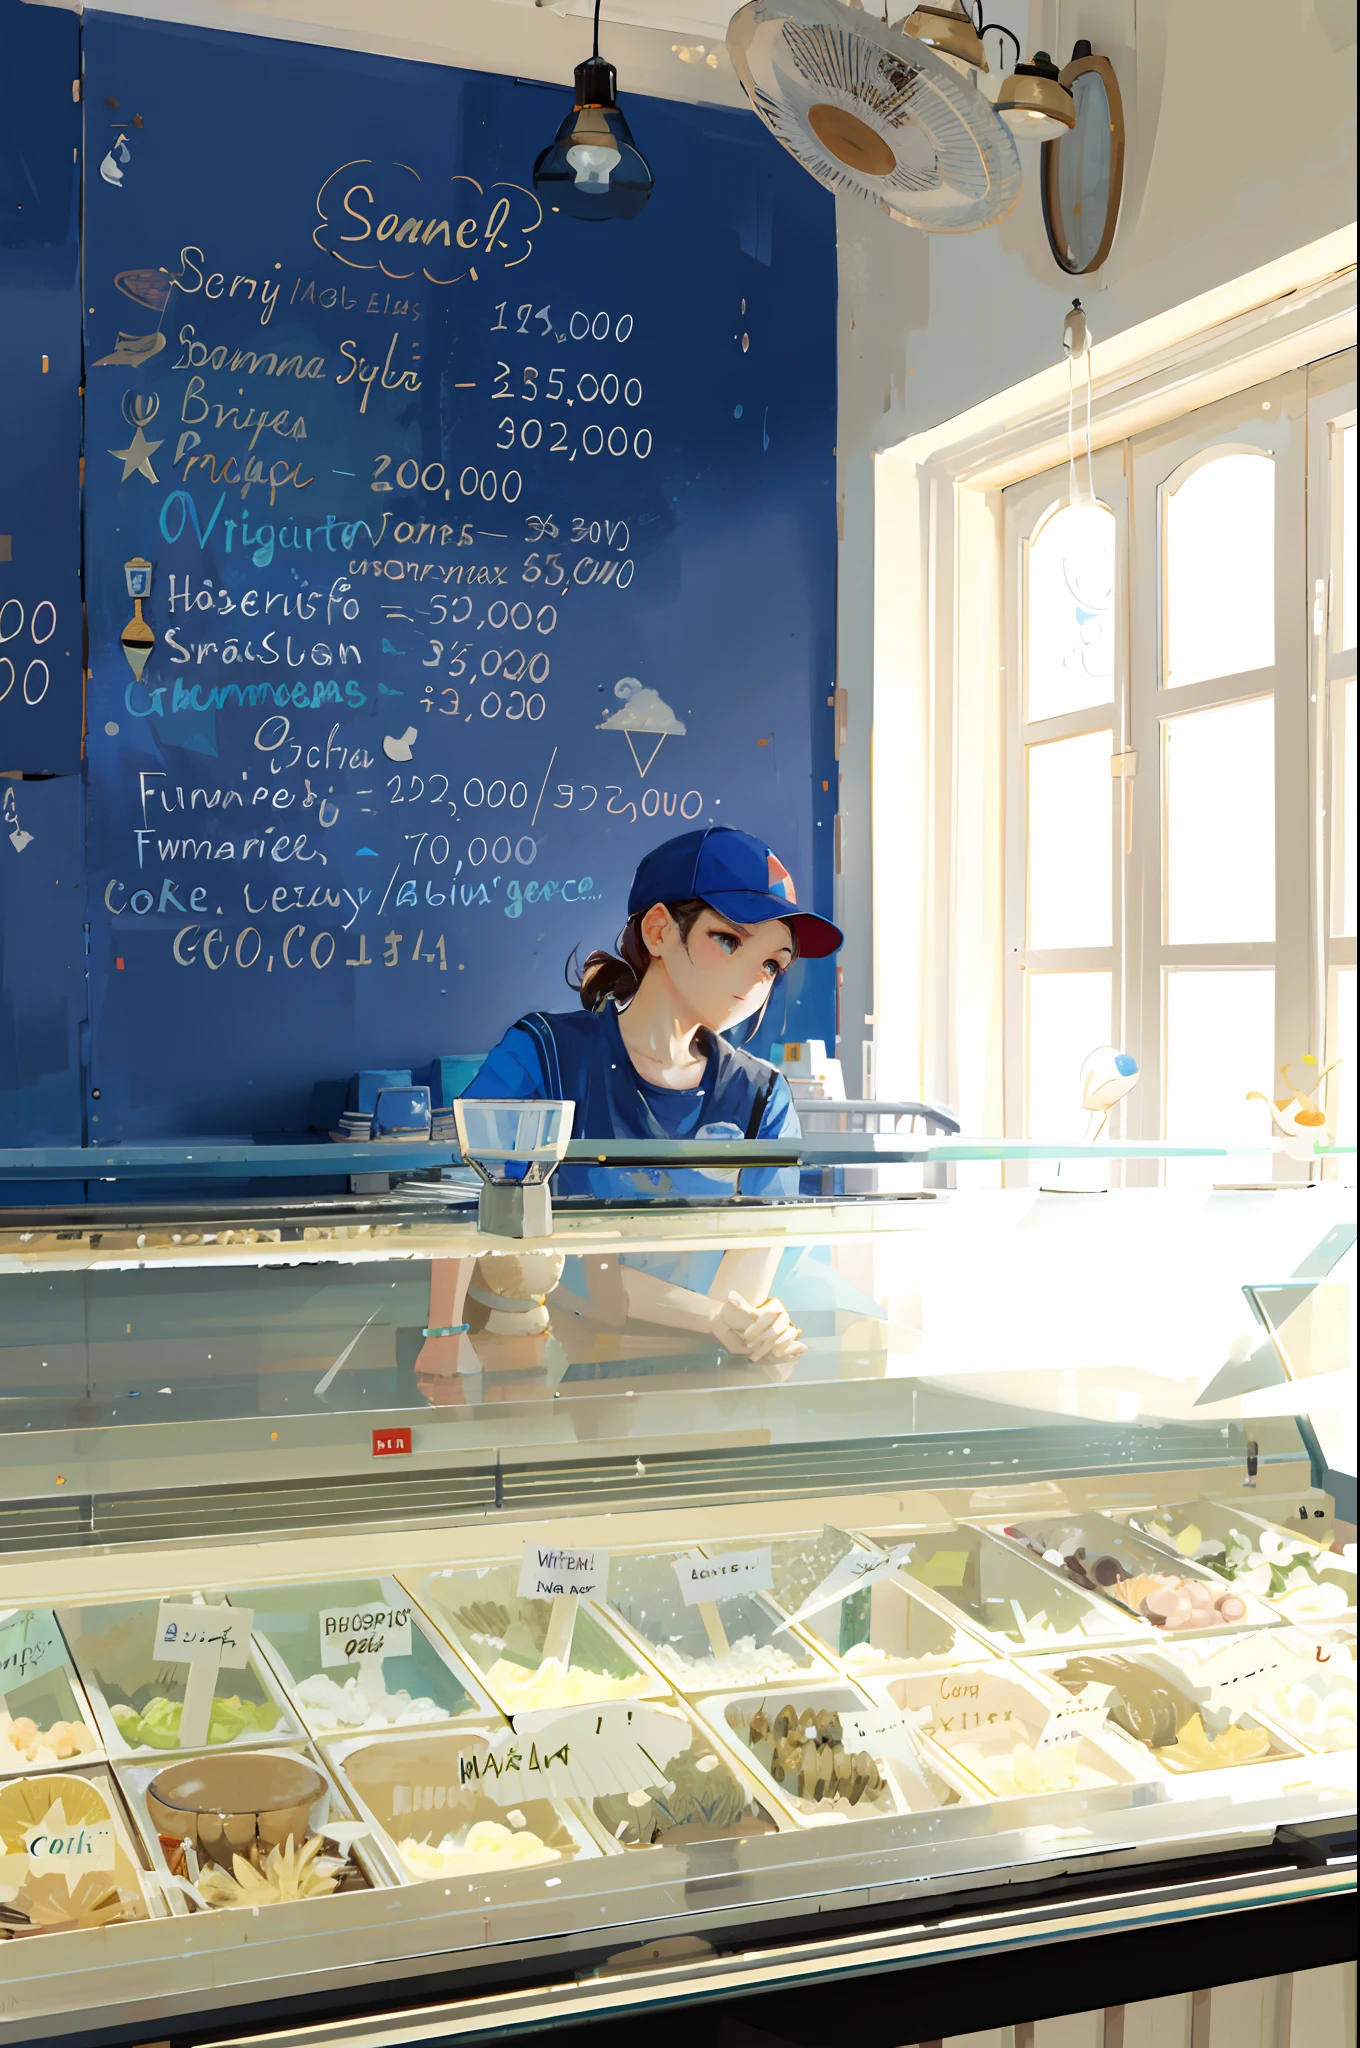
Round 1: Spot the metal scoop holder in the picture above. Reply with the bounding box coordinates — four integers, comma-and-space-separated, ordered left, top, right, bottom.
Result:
452, 1098, 575, 1239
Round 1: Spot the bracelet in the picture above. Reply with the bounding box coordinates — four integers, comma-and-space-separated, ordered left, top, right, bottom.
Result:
422, 1324, 470, 1338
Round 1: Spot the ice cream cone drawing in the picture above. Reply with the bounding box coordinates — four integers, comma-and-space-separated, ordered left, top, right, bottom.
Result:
597, 677, 686, 779
121, 558, 155, 681
1246, 1054, 1341, 1161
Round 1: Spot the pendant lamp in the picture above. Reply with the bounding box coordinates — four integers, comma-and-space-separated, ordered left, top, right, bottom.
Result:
995, 49, 1075, 140
533, 0, 653, 221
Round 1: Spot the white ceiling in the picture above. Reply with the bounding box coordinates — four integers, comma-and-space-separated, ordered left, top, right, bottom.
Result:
493, 0, 740, 36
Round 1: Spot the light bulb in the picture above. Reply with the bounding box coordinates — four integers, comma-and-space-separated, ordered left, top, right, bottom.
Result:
566, 142, 622, 189
998, 105, 1073, 141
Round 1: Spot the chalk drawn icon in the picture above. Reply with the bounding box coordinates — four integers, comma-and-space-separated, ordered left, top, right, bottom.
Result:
597, 677, 687, 780
115, 268, 179, 311
107, 425, 162, 484
94, 269, 180, 370
121, 558, 156, 682
121, 391, 160, 427
100, 136, 131, 186
3, 787, 33, 854
92, 331, 166, 370
383, 726, 419, 762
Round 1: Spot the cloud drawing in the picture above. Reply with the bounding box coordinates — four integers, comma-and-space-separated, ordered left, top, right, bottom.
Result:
597, 678, 687, 736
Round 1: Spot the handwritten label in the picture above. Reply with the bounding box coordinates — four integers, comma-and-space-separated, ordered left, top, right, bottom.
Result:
154, 1602, 251, 1669
896, 1667, 1033, 1737
1036, 1685, 1113, 1751
463, 1702, 691, 1805
373, 1428, 412, 1458
1183, 1632, 1304, 1713
318, 1602, 412, 1667
0, 1609, 66, 1688
22, 1808, 117, 1893
518, 1541, 609, 1602
673, 1548, 772, 1606
778, 1543, 915, 1629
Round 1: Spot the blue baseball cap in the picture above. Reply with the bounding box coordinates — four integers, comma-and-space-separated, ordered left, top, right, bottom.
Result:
627, 827, 843, 959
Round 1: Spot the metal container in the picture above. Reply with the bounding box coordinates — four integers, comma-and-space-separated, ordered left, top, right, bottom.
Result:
1028, 1644, 1302, 1777
980, 1511, 1284, 1643
59, 1598, 303, 1762
695, 1679, 978, 1829
1122, 1499, 1356, 1625
0, 1610, 106, 1778
602, 1548, 834, 1699
116, 1743, 396, 1913
0, 1762, 165, 1935
856, 1521, 1143, 1654
321, 1723, 603, 1886
224, 1574, 501, 1740
575, 1697, 791, 1850
400, 1562, 668, 1716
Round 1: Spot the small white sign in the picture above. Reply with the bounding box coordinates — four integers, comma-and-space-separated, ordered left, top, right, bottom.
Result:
465, 1702, 692, 1806
1035, 1685, 1113, 1751
0, 1609, 66, 1689
778, 1542, 915, 1629
318, 1603, 412, 1668
673, 1548, 773, 1606
518, 1541, 609, 1602
838, 1706, 938, 1804
1186, 1631, 1303, 1713
22, 1809, 116, 1894
153, 1602, 251, 1669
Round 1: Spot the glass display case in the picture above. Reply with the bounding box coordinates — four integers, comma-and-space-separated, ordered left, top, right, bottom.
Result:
0, 1162, 1353, 2045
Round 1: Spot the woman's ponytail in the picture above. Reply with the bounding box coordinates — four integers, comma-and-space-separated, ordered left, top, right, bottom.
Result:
567, 899, 708, 1011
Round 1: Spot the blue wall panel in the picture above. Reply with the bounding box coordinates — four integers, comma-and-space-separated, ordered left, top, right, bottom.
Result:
0, 0, 83, 773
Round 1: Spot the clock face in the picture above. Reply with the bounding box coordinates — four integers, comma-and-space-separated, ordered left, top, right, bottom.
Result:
1043, 55, 1124, 276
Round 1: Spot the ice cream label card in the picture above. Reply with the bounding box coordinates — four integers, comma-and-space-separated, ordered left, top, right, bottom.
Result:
0, 1610, 67, 1689
777, 1543, 916, 1628
318, 1602, 412, 1667
518, 1543, 610, 1602
468, 1702, 692, 1804
154, 1603, 252, 1668
674, 1549, 773, 1605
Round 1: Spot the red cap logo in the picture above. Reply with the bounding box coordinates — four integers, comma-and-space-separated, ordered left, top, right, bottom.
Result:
766, 853, 796, 904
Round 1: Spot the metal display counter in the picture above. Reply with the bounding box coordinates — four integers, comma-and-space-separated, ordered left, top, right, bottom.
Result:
0, 1159, 1352, 2045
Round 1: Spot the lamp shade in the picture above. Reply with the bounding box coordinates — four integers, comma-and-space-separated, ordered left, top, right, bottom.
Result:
533, 57, 653, 221
899, 3, 988, 72
995, 50, 1075, 139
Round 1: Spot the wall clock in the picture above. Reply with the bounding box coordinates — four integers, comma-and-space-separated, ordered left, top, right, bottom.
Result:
1042, 43, 1124, 275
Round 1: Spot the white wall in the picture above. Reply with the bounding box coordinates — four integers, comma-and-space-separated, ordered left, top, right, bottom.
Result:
834, 0, 1358, 1103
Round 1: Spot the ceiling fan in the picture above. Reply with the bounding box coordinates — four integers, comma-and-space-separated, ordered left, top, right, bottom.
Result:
726, 0, 1022, 232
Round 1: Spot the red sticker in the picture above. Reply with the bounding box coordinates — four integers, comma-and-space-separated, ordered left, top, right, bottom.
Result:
372, 1427, 412, 1458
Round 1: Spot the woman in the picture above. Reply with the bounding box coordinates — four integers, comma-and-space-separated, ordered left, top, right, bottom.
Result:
420, 826, 842, 1379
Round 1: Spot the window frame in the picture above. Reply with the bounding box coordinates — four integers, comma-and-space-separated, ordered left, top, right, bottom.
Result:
1307, 351, 1358, 1162
1002, 453, 1129, 1169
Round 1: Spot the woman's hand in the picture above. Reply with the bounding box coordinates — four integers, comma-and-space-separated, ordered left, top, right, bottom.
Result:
712, 1290, 806, 1364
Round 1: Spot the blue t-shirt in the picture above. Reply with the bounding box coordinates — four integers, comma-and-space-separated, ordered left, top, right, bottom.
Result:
465, 1002, 799, 1201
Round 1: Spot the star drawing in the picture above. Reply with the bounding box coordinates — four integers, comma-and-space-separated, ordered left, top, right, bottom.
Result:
108, 425, 162, 483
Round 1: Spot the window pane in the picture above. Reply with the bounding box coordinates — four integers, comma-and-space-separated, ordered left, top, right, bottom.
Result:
1027, 729, 1112, 949
1165, 696, 1275, 943
1165, 968, 1275, 1184
1165, 452, 1274, 687
1334, 968, 1356, 1159
1340, 422, 1356, 653
1337, 676, 1356, 940
1026, 971, 1111, 1139
1026, 501, 1116, 721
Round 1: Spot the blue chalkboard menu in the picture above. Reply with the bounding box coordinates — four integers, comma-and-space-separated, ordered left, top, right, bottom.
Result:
74, 14, 836, 1140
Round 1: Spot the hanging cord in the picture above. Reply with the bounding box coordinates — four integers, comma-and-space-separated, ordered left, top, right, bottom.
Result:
592, 0, 601, 59
1063, 298, 1094, 506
